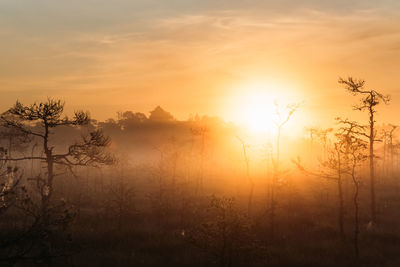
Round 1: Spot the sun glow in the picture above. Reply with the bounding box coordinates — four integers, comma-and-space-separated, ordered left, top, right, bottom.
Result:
237, 94, 277, 134
225, 79, 300, 136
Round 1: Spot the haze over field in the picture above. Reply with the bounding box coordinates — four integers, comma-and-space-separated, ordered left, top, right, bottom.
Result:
1, 1, 400, 266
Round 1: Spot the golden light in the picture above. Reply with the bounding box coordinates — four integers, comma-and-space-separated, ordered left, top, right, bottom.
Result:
236, 93, 277, 134
224, 79, 299, 136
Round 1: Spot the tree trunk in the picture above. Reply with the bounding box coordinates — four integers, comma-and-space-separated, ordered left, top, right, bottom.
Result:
351, 161, 360, 258
369, 106, 376, 224
238, 138, 254, 216
269, 126, 281, 240
42, 122, 54, 267
337, 151, 345, 242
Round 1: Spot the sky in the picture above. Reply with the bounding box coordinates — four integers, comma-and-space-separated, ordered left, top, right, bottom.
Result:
0, 0, 399, 128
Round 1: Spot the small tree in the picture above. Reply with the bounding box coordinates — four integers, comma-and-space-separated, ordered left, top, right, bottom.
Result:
2, 99, 114, 209
191, 125, 209, 195
269, 101, 299, 239
381, 124, 398, 176
236, 136, 254, 216
294, 119, 367, 254
319, 129, 347, 242
0, 99, 114, 264
339, 77, 390, 224
336, 119, 368, 258
293, 129, 347, 242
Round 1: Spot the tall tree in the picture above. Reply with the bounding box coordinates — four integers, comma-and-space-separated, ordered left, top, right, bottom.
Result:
269, 101, 299, 239
339, 77, 390, 224
236, 136, 253, 216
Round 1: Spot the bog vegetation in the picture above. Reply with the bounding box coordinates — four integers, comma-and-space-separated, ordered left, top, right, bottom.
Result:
1, 77, 400, 266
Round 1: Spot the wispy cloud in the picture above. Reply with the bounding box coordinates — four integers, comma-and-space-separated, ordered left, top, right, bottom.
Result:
0, 1, 400, 120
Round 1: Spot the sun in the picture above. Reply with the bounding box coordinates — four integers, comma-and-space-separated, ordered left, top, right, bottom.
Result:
237, 94, 277, 134
224, 79, 295, 135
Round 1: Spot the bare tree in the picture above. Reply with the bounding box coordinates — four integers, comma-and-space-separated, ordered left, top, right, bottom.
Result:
381, 124, 398, 176
336, 119, 368, 258
236, 136, 254, 216
293, 137, 346, 241
316, 128, 334, 160
294, 118, 367, 253
388, 125, 398, 175
191, 125, 208, 195
339, 77, 390, 224
269, 101, 300, 239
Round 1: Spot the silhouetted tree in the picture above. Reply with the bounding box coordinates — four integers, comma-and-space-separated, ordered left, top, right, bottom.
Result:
269, 101, 299, 239
294, 119, 367, 251
0, 98, 114, 265
316, 128, 334, 160
337, 119, 368, 258
305, 126, 319, 160
118, 111, 147, 130
294, 136, 347, 242
236, 136, 254, 216
191, 125, 208, 194
381, 124, 398, 176
339, 77, 390, 225
149, 106, 174, 122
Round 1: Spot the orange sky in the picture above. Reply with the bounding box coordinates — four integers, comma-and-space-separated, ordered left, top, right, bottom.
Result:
0, 1, 399, 128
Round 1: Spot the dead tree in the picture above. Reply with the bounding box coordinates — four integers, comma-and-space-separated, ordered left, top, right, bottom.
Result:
236, 136, 254, 216
293, 139, 346, 241
337, 119, 368, 258
191, 125, 208, 195
305, 127, 318, 149
381, 124, 398, 176
294, 120, 363, 243
339, 77, 390, 224
322, 134, 347, 243
330, 121, 362, 242
316, 128, 334, 161
269, 101, 299, 239
293, 151, 347, 242
388, 125, 398, 175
